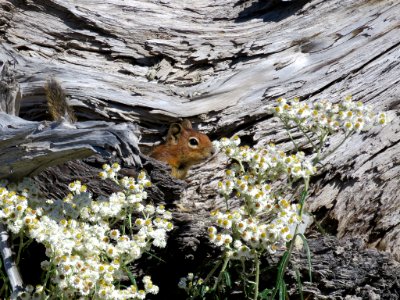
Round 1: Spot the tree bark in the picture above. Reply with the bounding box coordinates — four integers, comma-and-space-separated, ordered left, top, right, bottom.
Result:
0, 0, 399, 298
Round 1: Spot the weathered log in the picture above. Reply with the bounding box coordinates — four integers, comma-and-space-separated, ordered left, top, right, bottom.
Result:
289, 236, 400, 299
0, 113, 141, 180
0, 0, 399, 298
33, 154, 184, 207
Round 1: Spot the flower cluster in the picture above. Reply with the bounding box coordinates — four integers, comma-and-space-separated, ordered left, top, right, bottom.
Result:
99, 162, 122, 181
0, 164, 172, 299
0, 186, 29, 234
214, 136, 316, 182
17, 285, 46, 300
271, 96, 387, 135
179, 97, 389, 298
208, 137, 304, 257
208, 199, 300, 257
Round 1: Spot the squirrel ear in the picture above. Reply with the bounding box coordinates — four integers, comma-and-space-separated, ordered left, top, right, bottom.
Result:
167, 123, 182, 144
181, 119, 192, 129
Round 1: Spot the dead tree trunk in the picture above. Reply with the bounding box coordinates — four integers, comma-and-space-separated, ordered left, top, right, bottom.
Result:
1, 0, 399, 298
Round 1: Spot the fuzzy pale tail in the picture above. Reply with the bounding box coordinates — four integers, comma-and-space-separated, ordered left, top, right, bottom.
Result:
45, 79, 77, 123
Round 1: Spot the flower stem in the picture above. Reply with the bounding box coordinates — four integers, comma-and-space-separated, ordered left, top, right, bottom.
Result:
122, 264, 137, 287
272, 184, 308, 298
282, 120, 299, 152
254, 253, 260, 300
297, 124, 317, 150
204, 260, 222, 284
43, 257, 56, 289
15, 232, 24, 265
128, 213, 133, 235
212, 255, 230, 291
224, 195, 230, 210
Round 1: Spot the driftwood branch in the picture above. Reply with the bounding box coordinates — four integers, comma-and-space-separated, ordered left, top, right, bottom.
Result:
0, 113, 141, 180
0, 223, 23, 299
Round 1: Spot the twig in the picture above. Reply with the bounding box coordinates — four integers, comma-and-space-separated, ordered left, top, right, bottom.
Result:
0, 223, 24, 299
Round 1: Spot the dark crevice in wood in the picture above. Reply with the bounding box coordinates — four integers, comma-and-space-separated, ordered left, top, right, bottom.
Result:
235, 0, 312, 23
211, 113, 273, 142
20, 0, 120, 40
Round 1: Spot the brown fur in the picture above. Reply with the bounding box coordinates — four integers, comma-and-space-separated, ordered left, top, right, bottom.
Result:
150, 120, 214, 179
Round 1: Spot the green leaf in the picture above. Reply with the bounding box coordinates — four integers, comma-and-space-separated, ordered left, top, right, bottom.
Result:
259, 288, 273, 299
123, 266, 137, 286
275, 251, 289, 287
296, 233, 313, 283
223, 271, 231, 288
295, 267, 304, 300
278, 281, 287, 300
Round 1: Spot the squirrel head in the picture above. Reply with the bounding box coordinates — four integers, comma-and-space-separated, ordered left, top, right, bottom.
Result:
150, 119, 215, 179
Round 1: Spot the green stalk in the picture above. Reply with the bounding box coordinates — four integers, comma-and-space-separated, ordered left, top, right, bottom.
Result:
0, 275, 8, 296
224, 194, 230, 211
122, 264, 137, 287
42, 259, 56, 290
272, 182, 308, 298
313, 131, 328, 163
144, 250, 166, 263
253, 253, 260, 300
15, 232, 24, 265
128, 213, 133, 235
238, 160, 245, 173
204, 260, 222, 284
282, 120, 299, 152
212, 255, 230, 291
121, 222, 126, 235
297, 124, 317, 150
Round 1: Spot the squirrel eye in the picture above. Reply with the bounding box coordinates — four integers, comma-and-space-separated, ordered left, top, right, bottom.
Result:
188, 137, 199, 148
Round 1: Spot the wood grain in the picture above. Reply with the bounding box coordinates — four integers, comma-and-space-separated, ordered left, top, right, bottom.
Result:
0, 0, 399, 297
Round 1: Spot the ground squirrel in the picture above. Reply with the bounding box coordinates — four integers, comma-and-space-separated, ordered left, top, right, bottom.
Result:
150, 120, 215, 179
44, 80, 214, 179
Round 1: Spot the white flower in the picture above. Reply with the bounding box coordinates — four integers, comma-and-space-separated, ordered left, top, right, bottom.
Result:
109, 229, 120, 240
144, 204, 155, 215
68, 181, 82, 193
233, 240, 242, 249
111, 162, 121, 172
149, 229, 167, 248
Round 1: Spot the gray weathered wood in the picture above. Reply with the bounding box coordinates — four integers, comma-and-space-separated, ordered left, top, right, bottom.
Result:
0, 0, 399, 297
0, 113, 141, 180
289, 236, 400, 299
0, 223, 23, 299
0, 62, 21, 116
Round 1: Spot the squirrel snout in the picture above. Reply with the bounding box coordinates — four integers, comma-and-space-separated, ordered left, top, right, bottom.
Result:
151, 120, 215, 179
